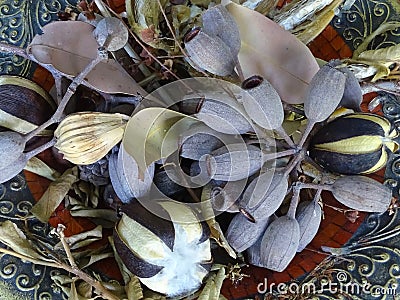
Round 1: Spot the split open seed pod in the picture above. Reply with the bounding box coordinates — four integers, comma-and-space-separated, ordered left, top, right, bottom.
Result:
114, 200, 212, 297
260, 215, 300, 272
184, 28, 236, 76
330, 175, 392, 213
304, 63, 347, 123
226, 213, 269, 252
241, 75, 284, 130
55, 112, 129, 165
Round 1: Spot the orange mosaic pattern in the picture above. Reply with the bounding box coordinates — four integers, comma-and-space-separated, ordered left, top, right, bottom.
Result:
25, 2, 371, 299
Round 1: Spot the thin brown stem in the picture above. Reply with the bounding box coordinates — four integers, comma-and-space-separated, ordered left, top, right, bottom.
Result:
57, 224, 77, 269
262, 148, 297, 162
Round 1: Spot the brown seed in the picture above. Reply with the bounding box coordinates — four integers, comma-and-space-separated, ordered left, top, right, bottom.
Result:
330, 175, 392, 212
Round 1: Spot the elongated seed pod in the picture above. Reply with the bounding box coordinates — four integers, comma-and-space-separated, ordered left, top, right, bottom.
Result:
330, 175, 392, 212
195, 99, 254, 134
153, 169, 186, 197
260, 215, 300, 272
184, 28, 236, 76
226, 213, 270, 252
241, 75, 284, 130
181, 133, 224, 160
199, 144, 263, 181
109, 151, 134, 203
304, 63, 347, 123
202, 4, 241, 56
296, 200, 322, 252
240, 171, 288, 221
309, 113, 398, 174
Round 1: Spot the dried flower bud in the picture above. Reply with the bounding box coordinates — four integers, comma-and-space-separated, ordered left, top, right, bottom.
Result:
93, 17, 128, 51
114, 200, 212, 297
199, 144, 263, 181
226, 213, 269, 252
330, 175, 392, 212
240, 171, 288, 221
195, 99, 253, 134
184, 28, 236, 76
202, 4, 241, 56
241, 75, 284, 130
55, 112, 128, 165
304, 64, 347, 123
296, 200, 322, 252
259, 215, 300, 272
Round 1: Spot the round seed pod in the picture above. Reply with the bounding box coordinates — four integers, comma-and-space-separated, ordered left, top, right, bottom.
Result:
184, 28, 236, 76
114, 200, 212, 297
259, 215, 300, 272
241, 75, 284, 130
309, 113, 398, 174
0, 131, 26, 167
180, 132, 224, 160
330, 175, 392, 213
226, 213, 269, 252
93, 17, 129, 51
304, 63, 347, 123
296, 200, 322, 252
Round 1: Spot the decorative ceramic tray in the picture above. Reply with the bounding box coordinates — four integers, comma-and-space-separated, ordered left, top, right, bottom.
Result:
1, 1, 400, 299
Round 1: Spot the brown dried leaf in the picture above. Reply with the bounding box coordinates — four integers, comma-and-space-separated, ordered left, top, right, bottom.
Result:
30, 167, 79, 223
28, 21, 145, 95
226, 2, 319, 104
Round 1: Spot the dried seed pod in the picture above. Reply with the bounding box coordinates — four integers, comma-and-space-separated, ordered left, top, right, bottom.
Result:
117, 144, 154, 200
153, 169, 186, 197
199, 144, 263, 181
55, 112, 128, 165
202, 4, 241, 56
309, 113, 398, 174
195, 99, 254, 134
93, 17, 129, 51
260, 215, 300, 272
114, 200, 212, 297
0, 155, 28, 183
241, 75, 284, 130
330, 175, 392, 212
108, 151, 135, 203
240, 171, 288, 221
180, 132, 224, 160
304, 63, 347, 123
0, 131, 26, 167
184, 28, 236, 76
226, 213, 269, 252
296, 200, 322, 252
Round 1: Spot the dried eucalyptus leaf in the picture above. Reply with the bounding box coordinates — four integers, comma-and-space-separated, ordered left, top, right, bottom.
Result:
330, 175, 392, 212
77, 281, 92, 298
25, 157, 60, 181
202, 4, 241, 56
226, 213, 269, 252
28, 21, 146, 95
0, 220, 52, 262
70, 208, 117, 228
304, 63, 347, 123
93, 17, 129, 51
30, 167, 79, 223
123, 107, 200, 175
226, 2, 319, 104
260, 215, 300, 272
78, 252, 114, 269
296, 200, 322, 252
358, 42, 400, 62
54, 225, 102, 250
